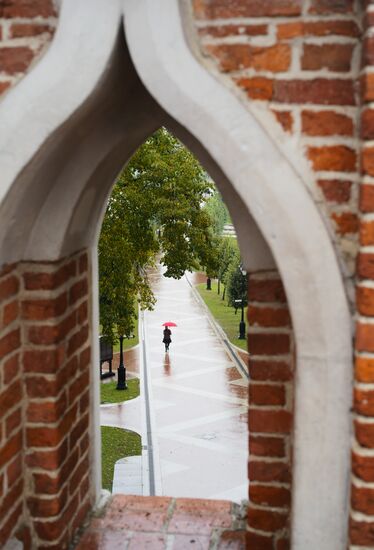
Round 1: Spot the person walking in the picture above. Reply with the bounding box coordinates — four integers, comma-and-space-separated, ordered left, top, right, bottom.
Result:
163, 326, 172, 352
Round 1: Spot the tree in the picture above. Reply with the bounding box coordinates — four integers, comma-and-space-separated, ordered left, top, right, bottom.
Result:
99, 128, 220, 342
217, 237, 239, 296
226, 263, 248, 309
204, 189, 231, 237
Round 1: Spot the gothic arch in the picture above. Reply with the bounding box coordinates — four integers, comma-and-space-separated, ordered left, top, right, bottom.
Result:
0, 0, 352, 548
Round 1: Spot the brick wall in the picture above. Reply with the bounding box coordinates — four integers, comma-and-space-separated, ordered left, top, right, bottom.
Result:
0, 251, 92, 549
193, 0, 362, 280
0, 0, 57, 98
247, 272, 293, 549
350, 2, 374, 547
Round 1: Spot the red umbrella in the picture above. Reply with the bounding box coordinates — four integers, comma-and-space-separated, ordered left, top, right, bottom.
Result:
162, 322, 177, 327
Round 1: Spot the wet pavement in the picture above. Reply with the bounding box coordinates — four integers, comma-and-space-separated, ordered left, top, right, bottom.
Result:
143, 267, 248, 503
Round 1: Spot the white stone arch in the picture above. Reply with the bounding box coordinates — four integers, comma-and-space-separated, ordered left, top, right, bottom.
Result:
0, 1, 352, 548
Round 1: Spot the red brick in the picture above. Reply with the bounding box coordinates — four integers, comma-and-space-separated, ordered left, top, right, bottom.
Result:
272, 110, 293, 133
10, 23, 53, 38
0, 81, 11, 96
69, 455, 89, 494
206, 43, 291, 73
249, 485, 291, 508
249, 410, 292, 434
248, 507, 288, 532
317, 179, 351, 203
248, 333, 290, 355
27, 392, 67, 424
33, 472, 61, 495
69, 278, 88, 305
308, 146, 356, 172
0, 328, 20, 358
0, 430, 22, 469
277, 20, 359, 39
357, 286, 374, 315
302, 43, 353, 72
0, 275, 19, 301
23, 260, 76, 290
26, 405, 77, 447
24, 346, 65, 374
249, 306, 290, 327
356, 356, 374, 383
331, 212, 358, 235
350, 517, 374, 545
0, 478, 23, 524
354, 388, 374, 416
250, 435, 285, 457
236, 77, 273, 100
28, 488, 68, 518
193, 0, 301, 18
5, 406, 21, 437
274, 79, 355, 105
26, 376, 59, 399
352, 485, 374, 515
198, 24, 268, 38
77, 300, 88, 324
26, 440, 68, 471
362, 147, 374, 176
362, 109, 374, 140
0, 380, 22, 413
352, 451, 374, 482
0, 46, 34, 75
248, 279, 286, 303
249, 384, 286, 406
79, 346, 91, 371
0, 503, 22, 547
34, 493, 78, 541
277, 539, 290, 550
249, 360, 292, 382
0, 0, 56, 18
246, 531, 273, 550
67, 324, 89, 356
22, 292, 67, 320
3, 353, 20, 384
361, 220, 374, 246
6, 454, 22, 487
357, 322, 374, 352
360, 184, 374, 213
69, 413, 89, 449
3, 300, 19, 326
28, 310, 76, 345
248, 460, 291, 483
302, 110, 353, 137
358, 253, 374, 279
308, 0, 353, 14
364, 36, 374, 67
355, 420, 374, 448
362, 72, 374, 103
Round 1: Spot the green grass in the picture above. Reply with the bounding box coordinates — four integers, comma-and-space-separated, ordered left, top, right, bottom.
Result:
100, 378, 140, 404
196, 281, 248, 351
101, 426, 142, 491
99, 315, 139, 353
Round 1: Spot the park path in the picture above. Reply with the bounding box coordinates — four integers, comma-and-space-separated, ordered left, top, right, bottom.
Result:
142, 266, 248, 503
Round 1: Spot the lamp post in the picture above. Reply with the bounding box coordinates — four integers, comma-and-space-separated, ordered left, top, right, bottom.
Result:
116, 334, 128, 390
206, 277, 211, 290
238, 264, 247, 340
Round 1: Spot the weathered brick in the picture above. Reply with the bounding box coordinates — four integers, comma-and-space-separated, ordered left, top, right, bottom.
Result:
358, 253, 374, 279
362, 109, 374, 140
272, 110, 293, 133
362, 72, 374, 102
236, 77, 273, 100
0, 328, 20, 357
360, 184, 374, 213
249, 435, 285, 457
69, 279, 88, 305
0, 46, 34, 75
354, 388, 374, 416
3, 300, 19, 327
364, 36, 374, 67
25, 440, 68, 471
308, 146, 356, 172
350, 517, 374, 545
3, 353, 20, 384
67, 324, 89, 356
22, 292, 67, 320
302, 44, 353, 72
249, 485, 291, 508
193, 0, 301, 19
248, 280, 286, 303
27, 392, 67, 424
317, 179, 351, 203
198, 24, 268, 38
308, 0, 353, 13
34, 493, 78, 541
274, 79, 355, 105
355, 420, 374, 448
248, 507, 288, 532
0, 380, 21, 413
302, 110, 353, 136
249, 410, 292, 434
6, 455, 22, 487
10, 23, 53, 38
356, 356, 374, 383
27, 488, 68, 518
249, 384, 286, 406
0, 430, 22, 469
352, 485, 374, 515
277, 20, 359, 39
69, 371, 89, 406
206, 43, 291, 73
248, 305, 290, 327
352, 451, 374, 482
0, 275, 19, 301
331, 212, 358, 235
248, 333, 290, 356
5, 406, 21, 437
356, 322, 374, 352
23, 260, 76, 290
249, 360, 293, 382
246, 532, 273, 550
357, 286, 374, 315
362, 147, 374, 176
0, 0, 56, 18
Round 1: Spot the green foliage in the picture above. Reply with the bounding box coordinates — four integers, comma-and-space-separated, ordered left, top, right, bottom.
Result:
226, 264, 248, 308
218, 238, 240, 285
100, 378, 140, 404
99, 128, 220, 343
101, 426, 141, 491
204, 190, 231, 236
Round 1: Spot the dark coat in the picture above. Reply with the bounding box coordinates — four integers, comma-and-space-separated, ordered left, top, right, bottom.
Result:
162, 328, 172, 343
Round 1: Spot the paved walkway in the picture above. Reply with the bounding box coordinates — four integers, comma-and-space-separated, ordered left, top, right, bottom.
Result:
143, 267, 248, 503
100, 266, 249, 503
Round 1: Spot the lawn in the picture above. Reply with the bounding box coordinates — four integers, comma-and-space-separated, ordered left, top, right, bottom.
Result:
196, 281, 248, 351
101, 426, 142, 491
100, 378, 140, 404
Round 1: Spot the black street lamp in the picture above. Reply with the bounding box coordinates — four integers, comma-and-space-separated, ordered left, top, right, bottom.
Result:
206, 277, 211, 290
235, 299, 246, 340
116, 335, 128, 390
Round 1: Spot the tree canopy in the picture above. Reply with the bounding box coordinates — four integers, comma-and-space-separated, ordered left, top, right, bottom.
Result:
99, 128, 219, 342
